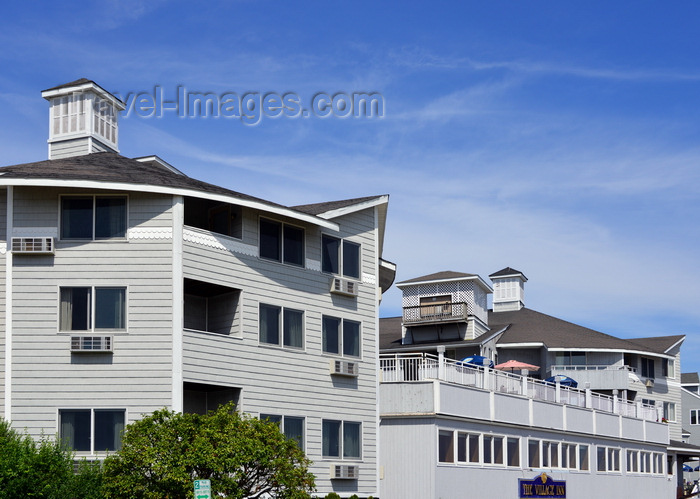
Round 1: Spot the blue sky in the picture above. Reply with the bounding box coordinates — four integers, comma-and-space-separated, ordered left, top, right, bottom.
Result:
2, 1, 700, 372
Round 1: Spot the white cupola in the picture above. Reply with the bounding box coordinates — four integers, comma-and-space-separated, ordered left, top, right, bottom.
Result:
41, 78, 126, 160
489, 267, 527, 312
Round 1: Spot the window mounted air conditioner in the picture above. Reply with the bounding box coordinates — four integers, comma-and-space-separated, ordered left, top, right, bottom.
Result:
330, 360, 359, 377
331, 464, 359, 480
70, 336, 113, 353
11, 237, 54, 254
330, 277, 359, 297
645, 378, 655, 388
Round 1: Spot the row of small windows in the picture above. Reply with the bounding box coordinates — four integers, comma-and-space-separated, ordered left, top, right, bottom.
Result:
58, 201, 362, 280
438, 430, 665, 475
60, 292, 362, 357
259, 304, 361, 357
59, 409, 362, 461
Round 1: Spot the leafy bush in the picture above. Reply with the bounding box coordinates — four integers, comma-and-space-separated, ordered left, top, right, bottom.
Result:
102, 403, 315, 498
0, 418, 99, 498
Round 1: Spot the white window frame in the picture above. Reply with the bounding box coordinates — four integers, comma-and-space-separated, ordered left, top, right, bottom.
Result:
59, 194, 128, 241
663, 402, 676, 422
58, 285, 127, 332
690, 409, 700, 425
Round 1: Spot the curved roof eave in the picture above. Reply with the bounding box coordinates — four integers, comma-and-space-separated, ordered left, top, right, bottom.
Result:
0, 177, 340, 231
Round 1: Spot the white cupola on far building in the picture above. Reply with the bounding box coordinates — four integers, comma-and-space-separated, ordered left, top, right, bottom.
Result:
41, 78, 126, 160
489, 267, 527, 312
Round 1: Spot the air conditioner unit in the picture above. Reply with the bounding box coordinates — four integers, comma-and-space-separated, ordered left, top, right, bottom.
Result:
330, 360, 359, 377
330, 277, 359, 297
11, 237, 54, 254
645, 378, 655, 388
70, 336, 113, 353
331, 464, 359, 480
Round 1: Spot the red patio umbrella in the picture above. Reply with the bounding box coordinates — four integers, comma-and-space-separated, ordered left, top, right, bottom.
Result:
494, 359, 540, 372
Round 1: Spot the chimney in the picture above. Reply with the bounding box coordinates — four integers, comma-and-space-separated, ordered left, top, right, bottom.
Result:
41, 78, 126, 160
489, 267, 527, 312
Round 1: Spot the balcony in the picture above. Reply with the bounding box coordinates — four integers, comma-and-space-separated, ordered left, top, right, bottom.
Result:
402, 302, 471, 325
379, 353, 660, 424
550, 364, 636, 391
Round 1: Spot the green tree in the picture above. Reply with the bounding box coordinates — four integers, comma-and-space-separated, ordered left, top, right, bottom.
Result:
0, 418, 100, 498
102, 403, 315, 499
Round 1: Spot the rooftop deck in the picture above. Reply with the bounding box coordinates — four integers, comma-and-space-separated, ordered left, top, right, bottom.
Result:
379, 353, 659, 422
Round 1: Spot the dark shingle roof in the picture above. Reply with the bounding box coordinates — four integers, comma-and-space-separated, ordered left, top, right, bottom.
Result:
379, 317, 404, 350
379, 316, 485, 351
490, 307, 683, 354
292, 195, 386, 216
397, 271, 479, 286
0, 152, 289, 209
42, 78, 94, 92
626, 335, 685, 355
682, 373, 700, 385
489, 267, 527, 279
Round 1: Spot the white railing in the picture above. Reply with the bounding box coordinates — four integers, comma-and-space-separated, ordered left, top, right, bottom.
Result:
551, 364, 637, 373
379, 353, 658, 422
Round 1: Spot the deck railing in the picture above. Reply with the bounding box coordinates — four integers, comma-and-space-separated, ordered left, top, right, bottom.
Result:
402, 302, 470, 324
379, 353, 659, 422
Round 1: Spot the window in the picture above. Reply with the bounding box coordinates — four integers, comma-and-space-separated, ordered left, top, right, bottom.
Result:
59, 409, 125, 452
691, 409, 700, 425
663, 402, 676, 422
528, 439, 540, 468
60, 287, 126, 331
259, 218, 304, 266
322, 316, 360, 357
641, 357, 655, 379
321, 235, 360, 278
260, 414, 305, 450
323, 420, 361, 459
597, 446, 620, 473
579, 445, 589, 471
627, 450, 639, 473
507, 437, 520, 467
555, 351, 586, 366
61, 196, 126, 240
662, 359, 675, 378
259, 304, 303, 348
438, 430, 454, 463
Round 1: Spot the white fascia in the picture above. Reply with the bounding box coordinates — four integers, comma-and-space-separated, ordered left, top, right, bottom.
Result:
314, 195, 389, 220
546, 347, 676, 360
41, 82, 126, 110
0, 178, 340, 232
497, 342, 545, 349
397, 275, 494, 294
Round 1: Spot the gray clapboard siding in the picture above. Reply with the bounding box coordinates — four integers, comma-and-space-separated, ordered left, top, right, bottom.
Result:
181, 207, 379, 495
48, 139, 91, 160
9, 188, 176, 439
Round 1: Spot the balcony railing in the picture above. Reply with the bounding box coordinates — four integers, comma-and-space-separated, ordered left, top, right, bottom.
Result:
402, 302, 470, 324
551, 364, 637, 373
379, 353, 659, 422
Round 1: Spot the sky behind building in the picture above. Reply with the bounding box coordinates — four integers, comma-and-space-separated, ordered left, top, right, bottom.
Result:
2, 1, 700, 371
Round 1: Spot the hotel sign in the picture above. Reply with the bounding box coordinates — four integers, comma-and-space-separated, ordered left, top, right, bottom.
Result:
519, 473, 566, 498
